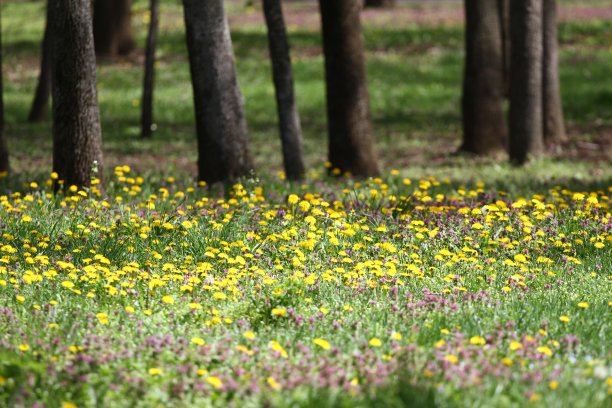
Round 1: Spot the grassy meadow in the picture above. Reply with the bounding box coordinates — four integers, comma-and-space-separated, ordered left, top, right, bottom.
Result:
0, 0, 611, 407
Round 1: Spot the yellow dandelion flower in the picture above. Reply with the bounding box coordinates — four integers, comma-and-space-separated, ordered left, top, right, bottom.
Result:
288, 194, 299, 205
271, 308, 286, 317
206, 376, 223, 389
501, 357, 513, 366
267, 376, 282, 390
509, 341, 523, 351
243, 330, 256, 340
559, 315, 570, 323
536, 346, 553, 357
469, 336, 486, 346
96, 313, 109, 325
549, 380, 559, 390
18, 344, 30, 352
62, 402, 77, 408
444, 355, 459, 364
191, 337, 205, 346
577, 302, 589, 309
213, 292, 227, 300
161, 295, 174, 304
368, 338, 382, 347
391, 332, 402, 341
313, 338, 331, 350
148, 367, 163, 376
61, 281, 75, 289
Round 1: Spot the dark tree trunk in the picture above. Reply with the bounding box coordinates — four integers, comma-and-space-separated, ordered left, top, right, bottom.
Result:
460, 0, 507, 155
51, 0, 103, 189
263, 0, 305, 180
0, 9, 9, 174
28, 1, 52, 123
509, 0, 544, 165
319, 0, 379, 177
141, 0, 160, 139
93, 0, 134, 57
183, 0, 253, 184
363, 0, 397, 8
497, 0, 511, 96
542, 0, 566, 147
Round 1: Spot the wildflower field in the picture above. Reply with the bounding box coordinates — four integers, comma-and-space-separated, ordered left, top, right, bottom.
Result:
0, 168, 610, 407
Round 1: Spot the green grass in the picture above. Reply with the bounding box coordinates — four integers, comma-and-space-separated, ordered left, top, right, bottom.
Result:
0, 171, 610, 407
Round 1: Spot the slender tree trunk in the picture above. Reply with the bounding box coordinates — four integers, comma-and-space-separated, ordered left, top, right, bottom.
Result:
141, 0, 160, 139
183, 0, 253, 184
263, 0, 305, 180
364, 0, 397, 8
93, 0, 134, 57
51, 0, 103, 189
542, 0, 566, 147
0, 9, 9, 174
460, 0, 507, 155
509, 0, 544, 165
319, 0, 379, 177
28, 1, 52, 123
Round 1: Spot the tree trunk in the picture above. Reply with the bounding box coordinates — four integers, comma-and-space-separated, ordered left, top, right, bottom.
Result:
28, 1, 52, 123
141, 0, 160, 139
183, 0, 253, 184
497, 0, 511, 96
460, 0, 507, 155
363, 0, 397, 8
0, 9, 9, 174
51, 0, 103, 190
319, 0, 379, 177
542, 0, 566, 147
93, 0, 134, 57
509, 0, 543, 165
263, 0, 305, 180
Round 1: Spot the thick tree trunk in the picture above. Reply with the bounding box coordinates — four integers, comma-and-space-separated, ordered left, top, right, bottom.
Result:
460, 0, 507, 155
509, 0, 544, 165
183, 0, 253, 184
319, 0, 379, 177
364, 0, 397, 8
28, 1, 52, 123
0, 9, 9, 174
141, 0, 160, 139
93, 0, 134, 57
263, 0, 305, 180
51, 0, 103, 189
542, 0, 566, 147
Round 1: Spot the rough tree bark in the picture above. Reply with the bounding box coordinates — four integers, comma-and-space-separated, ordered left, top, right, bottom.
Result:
263, 0, 305, 180
460, 0, 507, 155
509, 0, 544, 165
93, 0, 134, 57
28, 1, 52, 123
319, 0, 379, 177
141, 0, 160, 139
51, 0, 103, 189
0, 8, 9, 174
183, 0, 253, 184
542, 0, 566, 147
